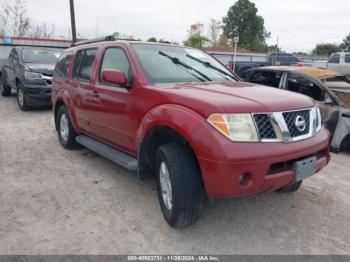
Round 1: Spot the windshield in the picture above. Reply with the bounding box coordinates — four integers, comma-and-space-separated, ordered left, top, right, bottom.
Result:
22, 48, 61, 64
132, 44, 237, 84
323, 76, 350, 92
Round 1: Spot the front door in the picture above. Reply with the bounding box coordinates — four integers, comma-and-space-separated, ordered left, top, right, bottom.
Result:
89, 46, 136, 153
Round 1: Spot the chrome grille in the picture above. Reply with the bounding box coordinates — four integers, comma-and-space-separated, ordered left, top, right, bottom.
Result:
282, 110, 310, 137
253, 114, 276, 139
253, 108, 316, 143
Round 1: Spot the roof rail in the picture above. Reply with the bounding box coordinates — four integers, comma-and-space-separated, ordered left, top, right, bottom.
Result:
71, 35, 115, 47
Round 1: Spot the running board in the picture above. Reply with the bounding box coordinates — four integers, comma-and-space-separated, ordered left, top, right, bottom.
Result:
76, 135, 138, 171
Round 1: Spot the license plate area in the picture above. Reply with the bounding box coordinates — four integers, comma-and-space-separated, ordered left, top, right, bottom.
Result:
293, 156, 317, 182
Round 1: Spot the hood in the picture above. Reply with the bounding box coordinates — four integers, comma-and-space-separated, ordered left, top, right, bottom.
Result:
25, 63, 55, 76
153, 81, 315, 116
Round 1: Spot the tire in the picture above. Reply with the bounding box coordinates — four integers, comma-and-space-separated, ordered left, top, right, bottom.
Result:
276, 181, 302, 193
155, 143, 206, 228
56, 105, 78, 149
0, 74, 11, 97
16, 83, 31, 111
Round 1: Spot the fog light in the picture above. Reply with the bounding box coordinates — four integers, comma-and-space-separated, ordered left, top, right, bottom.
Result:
239, 174, 246, 185
239, 173, 252, 187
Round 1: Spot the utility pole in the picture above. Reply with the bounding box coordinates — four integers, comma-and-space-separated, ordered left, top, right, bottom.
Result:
69, 0, 77, 42
233, 36, 239, 72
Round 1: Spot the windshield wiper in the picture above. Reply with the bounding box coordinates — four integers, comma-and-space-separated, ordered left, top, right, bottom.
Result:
159, 51, 211, 82
186, 54, 236, 81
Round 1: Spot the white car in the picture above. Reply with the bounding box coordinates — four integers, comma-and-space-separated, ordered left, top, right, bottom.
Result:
328, 52, 350, 76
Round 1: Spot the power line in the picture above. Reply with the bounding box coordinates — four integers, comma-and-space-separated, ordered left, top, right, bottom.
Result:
103, 0, 117, 31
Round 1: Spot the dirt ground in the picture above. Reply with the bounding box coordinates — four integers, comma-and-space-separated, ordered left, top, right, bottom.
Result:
1, 94, 350, 255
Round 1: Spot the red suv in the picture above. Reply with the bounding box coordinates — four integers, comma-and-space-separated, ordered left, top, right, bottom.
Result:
52, 36, 330, 228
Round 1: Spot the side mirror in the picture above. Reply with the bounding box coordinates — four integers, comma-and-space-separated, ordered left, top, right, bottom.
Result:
101, 69, 127, 86
324, 96, 334, 105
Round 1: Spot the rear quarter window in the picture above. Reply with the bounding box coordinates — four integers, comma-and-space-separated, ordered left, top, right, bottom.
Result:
54, 52, 72, 77
72, 48, 98, 82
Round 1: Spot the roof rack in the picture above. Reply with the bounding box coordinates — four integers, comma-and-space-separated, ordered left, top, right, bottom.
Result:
71, 35, 115, 47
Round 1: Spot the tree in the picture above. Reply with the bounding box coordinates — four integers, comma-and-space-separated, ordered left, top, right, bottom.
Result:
147, 37, 157, 42
222, 0, 270, 51
184, 23, 209, 48
0, 3, 10, 36
208, 19, 222, 47
8, 0, 31, 36
312, 43, 341, 56
341, 34, 350, 51
0, 0, 54, 38
29, 23, 55, 38
217, 34, 230, 48
189, 23, 204, 35
184, 34, 209, 48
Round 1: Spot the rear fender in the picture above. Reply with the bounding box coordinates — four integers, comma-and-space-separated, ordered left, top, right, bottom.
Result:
54, 88, 81, 133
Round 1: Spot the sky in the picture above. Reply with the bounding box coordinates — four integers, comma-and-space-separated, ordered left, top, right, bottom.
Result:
1, 0, 349, 53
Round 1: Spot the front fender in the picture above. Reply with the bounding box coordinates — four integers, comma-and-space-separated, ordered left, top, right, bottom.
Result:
136, 104, 206, 153
330, 108, 350, 151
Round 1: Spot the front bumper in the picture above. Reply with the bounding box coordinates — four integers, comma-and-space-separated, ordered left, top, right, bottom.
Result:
21, 84, 52, 106
191, 123, 330, 198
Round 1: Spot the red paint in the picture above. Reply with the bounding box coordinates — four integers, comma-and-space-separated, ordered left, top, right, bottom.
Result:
52, 41, 330, 198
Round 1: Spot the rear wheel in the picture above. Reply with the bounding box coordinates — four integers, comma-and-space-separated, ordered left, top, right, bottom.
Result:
276, 181, 302, 193
16, 83, 31, 111
56, 105, 78, 149
0, 74, 11, 97
155, 143, 206, 228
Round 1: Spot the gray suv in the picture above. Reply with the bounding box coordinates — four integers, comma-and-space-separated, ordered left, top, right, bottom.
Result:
1, 47, 61, 110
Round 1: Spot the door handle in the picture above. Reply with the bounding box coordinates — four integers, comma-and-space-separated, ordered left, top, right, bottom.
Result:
92, 91, 99, 98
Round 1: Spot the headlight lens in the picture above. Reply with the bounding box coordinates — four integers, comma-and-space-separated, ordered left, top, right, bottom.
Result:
207, 113, 259, 142
24, 71, 42, 80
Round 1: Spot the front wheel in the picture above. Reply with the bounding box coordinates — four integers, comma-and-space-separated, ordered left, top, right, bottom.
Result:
16, 84, 31, 111
155, 143, 206, 228
276, 181, 302, 193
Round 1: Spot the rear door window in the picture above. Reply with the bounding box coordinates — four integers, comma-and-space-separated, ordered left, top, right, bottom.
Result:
72, 48, 98, 82
329, 54, 340, 64
286, 74, 326, 101
249, 71, 282, 88
12, 50, 19, 65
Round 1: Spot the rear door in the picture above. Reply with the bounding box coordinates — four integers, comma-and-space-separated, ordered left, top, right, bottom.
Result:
89, 45, 136, 153
70, 48, 98, 133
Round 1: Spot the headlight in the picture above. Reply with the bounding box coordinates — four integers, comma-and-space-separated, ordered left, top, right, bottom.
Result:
207, 113, 259, 142
24, 71, 42, 80
316, 106, 322, 132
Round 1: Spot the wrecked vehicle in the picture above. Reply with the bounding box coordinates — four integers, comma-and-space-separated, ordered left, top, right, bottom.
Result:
245, 66, 350, 152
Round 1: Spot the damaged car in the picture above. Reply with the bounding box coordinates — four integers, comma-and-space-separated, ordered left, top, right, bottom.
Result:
245, 66, 350, 152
